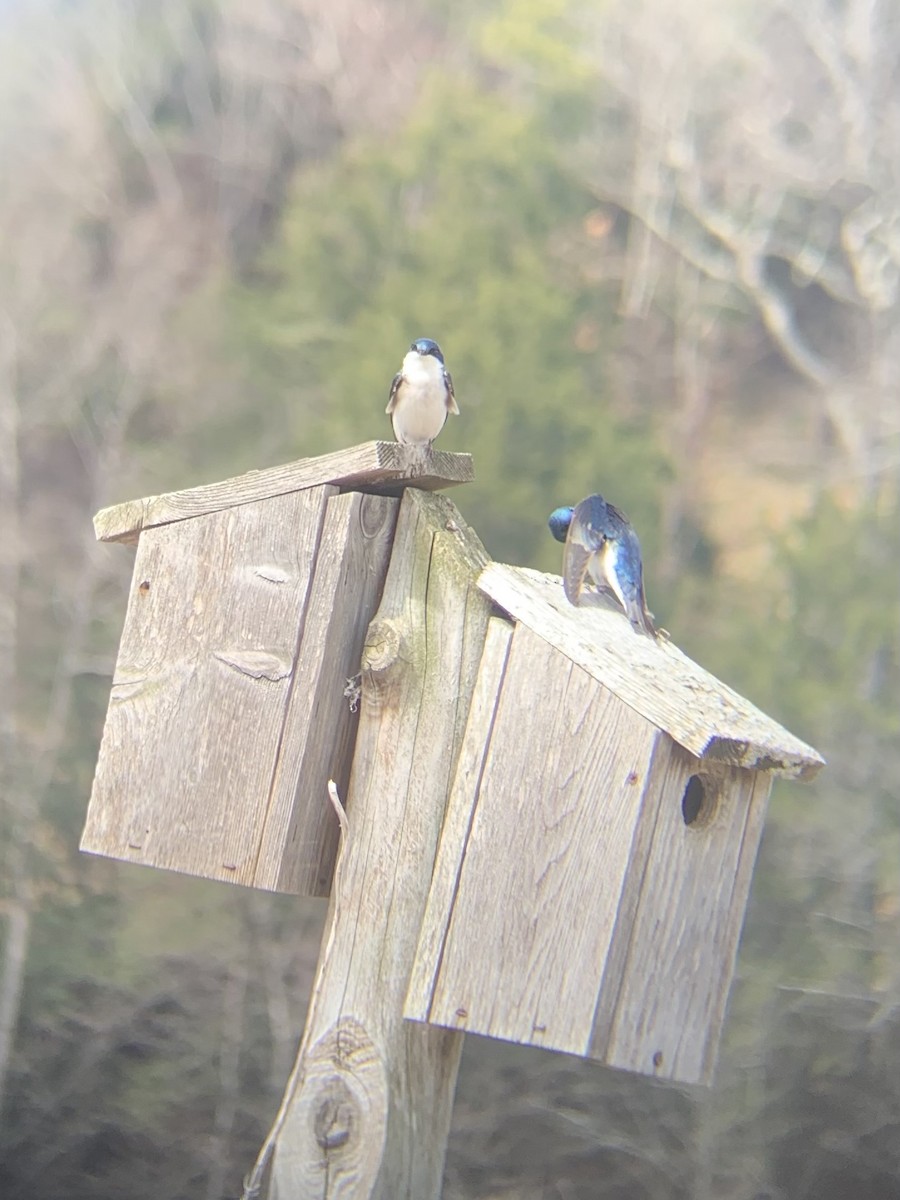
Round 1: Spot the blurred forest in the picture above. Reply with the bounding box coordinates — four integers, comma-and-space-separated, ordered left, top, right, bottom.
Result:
1, 0, 899, 1196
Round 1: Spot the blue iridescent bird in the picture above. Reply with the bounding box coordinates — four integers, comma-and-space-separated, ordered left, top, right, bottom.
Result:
386, 338, 459, 446
548, 496, 658, 639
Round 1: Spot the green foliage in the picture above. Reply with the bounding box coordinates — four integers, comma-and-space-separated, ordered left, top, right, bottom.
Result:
707, 496, 900, 993
6, 0, 900, 1196
229, 64, 667, 566
479, 0, 596, 124
715, 498, 899, 744
782, 501, 898, 729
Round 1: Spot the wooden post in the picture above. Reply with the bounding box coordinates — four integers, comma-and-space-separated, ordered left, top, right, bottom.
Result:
267, 486, 491, 1199
79, 442, 825, 1191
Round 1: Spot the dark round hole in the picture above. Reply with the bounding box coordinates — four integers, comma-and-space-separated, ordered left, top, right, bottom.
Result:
681, 775, 706, 826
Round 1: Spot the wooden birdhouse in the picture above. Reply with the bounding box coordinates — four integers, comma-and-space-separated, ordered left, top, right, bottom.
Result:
81, 441, 474, 896
405, 564, 824, 1086
82, 440, 823, 1197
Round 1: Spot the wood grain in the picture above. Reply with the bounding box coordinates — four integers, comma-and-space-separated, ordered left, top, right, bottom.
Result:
270, 487, 492, 1200
81, 486, 334, 885
599, 745, 772, 1084
94, 441, 474, 544
404, 616, 513, 1020
252, 491, 398, 896
270, 1019, 388, 1198
585, 733, 681, 1059
479, 563, 824, 779
409, 619, 776, 1084
408, 624, 659, 1057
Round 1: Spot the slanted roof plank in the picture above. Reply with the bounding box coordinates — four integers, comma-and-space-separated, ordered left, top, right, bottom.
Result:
478, 563, 824, 780
94, 440, 473, 544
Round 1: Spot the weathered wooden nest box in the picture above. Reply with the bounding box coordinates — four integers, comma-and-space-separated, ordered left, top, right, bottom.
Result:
406, 566, 823, 1084
82, 440, 823, 1093
81, 441, 474, 896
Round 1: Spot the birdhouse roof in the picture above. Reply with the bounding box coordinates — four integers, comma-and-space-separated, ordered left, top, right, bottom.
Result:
479, 564, 824, 780
93, 441, 474, 544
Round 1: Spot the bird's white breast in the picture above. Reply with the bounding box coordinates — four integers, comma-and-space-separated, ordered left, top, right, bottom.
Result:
402, 351, 445, 388
590, 539, 627, 609
392, 352, 449, 443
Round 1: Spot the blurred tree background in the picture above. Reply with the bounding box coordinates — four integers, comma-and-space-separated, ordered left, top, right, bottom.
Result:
1, 0, 899, 1196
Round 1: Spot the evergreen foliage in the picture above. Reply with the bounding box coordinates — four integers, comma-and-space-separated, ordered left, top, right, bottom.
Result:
1, 0, 899, 1196
229, 64, 667, 569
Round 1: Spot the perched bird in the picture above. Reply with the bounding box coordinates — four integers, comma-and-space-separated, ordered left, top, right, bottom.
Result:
386, 338, 459, 446
548, 496, 658, 638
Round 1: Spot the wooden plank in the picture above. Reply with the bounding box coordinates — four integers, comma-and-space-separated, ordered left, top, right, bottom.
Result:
252, 491, 398, 895
94, 441, 474, 544
479, 563, 825, 780
81, 486, 334, 884
270, 487, 492, 1200
586, 734, 679, 1059
405, 616, 514, 1020
410, 624, 659, 1057
601, 744, 772, 1084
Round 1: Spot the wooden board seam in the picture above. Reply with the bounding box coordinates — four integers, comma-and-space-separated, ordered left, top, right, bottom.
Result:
249, 486, 335, 881
425, 622, 513, 1023
699, 770, 770, 1079
587, 729, 670, 1058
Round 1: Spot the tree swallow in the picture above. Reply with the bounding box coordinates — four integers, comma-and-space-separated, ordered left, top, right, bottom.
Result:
548, 496, 658, 638
386, 338, 459, 446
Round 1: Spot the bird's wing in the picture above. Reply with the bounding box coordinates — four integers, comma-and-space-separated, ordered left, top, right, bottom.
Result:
385, 372, 404, 415
563, 500, 606, 605
443, 368, 460, 414
563, 541, 593, 605
605, 502, 633, 531
606, 506, 658, 638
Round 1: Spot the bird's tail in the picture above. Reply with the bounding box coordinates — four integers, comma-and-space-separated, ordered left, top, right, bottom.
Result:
624, 592, 658, 640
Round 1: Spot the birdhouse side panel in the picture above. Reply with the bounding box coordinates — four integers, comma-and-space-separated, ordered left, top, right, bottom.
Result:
81, 486, 335, 885
252, 491, 399, 895
412, 624, 661, 1057
405, 615, 514, 1019
601, 743, 772, 1084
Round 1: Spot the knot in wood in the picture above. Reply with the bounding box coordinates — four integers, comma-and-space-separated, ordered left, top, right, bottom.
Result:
357, 492, 395, 539
285, 1017, 387, 1187
362, 618, 407, 681
313, 1078, 355, 1152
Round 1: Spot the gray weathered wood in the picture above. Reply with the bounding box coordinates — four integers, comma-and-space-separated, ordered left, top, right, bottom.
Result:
252, 491, 398, 895
584, 733, 682, 1062
407, 612, 789, 1084
479, 563, 825, 779
599, 746, 772, 1084
82, 487, 399, 897
269, 487, 492, 1200
82, 486, 334, 885
94, 440, 473, 545
404, 616, 513, 1020
406, 623, 659, 1055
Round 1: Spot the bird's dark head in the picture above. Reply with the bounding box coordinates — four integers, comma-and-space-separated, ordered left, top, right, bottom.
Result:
410, 337, 444, 363
548, 506, 575, 544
